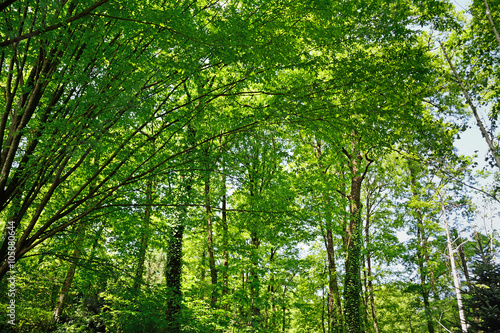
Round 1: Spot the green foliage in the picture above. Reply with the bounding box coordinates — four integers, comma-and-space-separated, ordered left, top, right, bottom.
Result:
0, 0, 493, 333
464, 256, 500, 333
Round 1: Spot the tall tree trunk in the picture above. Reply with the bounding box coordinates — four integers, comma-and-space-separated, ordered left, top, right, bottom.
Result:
54, 222, 86, 322
165, 223, 185, 332
267, 247, 278, 330
344, 172, 363, 333
282, 284, 287, 333
133, 177, 153, 291
205, 172, 218, 307
483, 0, 500, 48
409, 163, 434, 333
165, 127, 195, 332
440, 43, 500, 170
438, 190, 467, 333
322, 284, 327, 333
364, 196, 379, 333
249, 231, 261, 331
314, 138, 343, 332
324, 226, 343, 333
343, 145, 370, 333
221, 171, 229, 311
54, 155, 100, 322
453, 229, 470, 285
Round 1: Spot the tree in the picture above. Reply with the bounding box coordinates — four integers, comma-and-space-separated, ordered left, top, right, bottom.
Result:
441, 0, 500, 170
464, 256, 500, 333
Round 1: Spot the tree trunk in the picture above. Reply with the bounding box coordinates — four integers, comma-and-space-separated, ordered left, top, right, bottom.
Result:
54, 222, 86, 322
483, 0, 500, 48
165, 128, 195, 332
364, 196, 379, 333
438, 190, 467, 333
221, 171, 229, 312
282, 284, 287, 333
249, 231, 261, 331
165, 223, 185, 333
324, 227, 343, 333
133, 177, 153, 291
205, 173, 218, 307
409, 163, 434, 333
343, 153, 364, 333
440, 43, 500, 170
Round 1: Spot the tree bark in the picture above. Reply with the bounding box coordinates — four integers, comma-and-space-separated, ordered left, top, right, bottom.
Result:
438, 190, 467, 333
221, 171, 229, 308
54, 222, 86, 322
165, 127, 195, 332
249, 231, 261, 331
343, 146, 369, 333
165, 223, 185, 332
409, 163, 435, 333
133, 177, 153, 291
324, 227, 344, 333
364, 192, 379, 333
364, 207, 379, 333
205, 172, 218, 307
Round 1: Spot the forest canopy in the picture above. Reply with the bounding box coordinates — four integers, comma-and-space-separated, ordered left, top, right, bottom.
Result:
0, 0, 499, 332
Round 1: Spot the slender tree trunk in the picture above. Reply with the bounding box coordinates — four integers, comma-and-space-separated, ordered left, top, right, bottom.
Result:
133, 177, 153, 291
267, 247, 278, 330
282, 284, 287, 333
454, 230, 470, 284
362, 267, 371, 331
364, 196, 379, 333
221, 171, 229, 312
438, 190, 467, 333
409, 164, 435, 333
249, 231, 261, 331
314, 138, 343, 332
440, 43, 500, 170
205, 172, 218, 307
54, 222, 86, 322
324, 226, 343, 333
322, 284, 327, 333
417, 225, 434, 333
483, 0, 500, 48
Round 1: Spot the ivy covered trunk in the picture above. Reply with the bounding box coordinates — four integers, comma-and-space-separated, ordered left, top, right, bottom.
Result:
343, 143, 370, 333
165, 127, 195, 332
344, 173, 363, 333
165, 223, 185, 332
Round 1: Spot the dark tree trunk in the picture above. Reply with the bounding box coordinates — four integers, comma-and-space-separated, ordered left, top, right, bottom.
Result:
165, 223, 185, 333
164, 127, 195, 332
343, 173, 363, 333
343, 145, 369, 333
